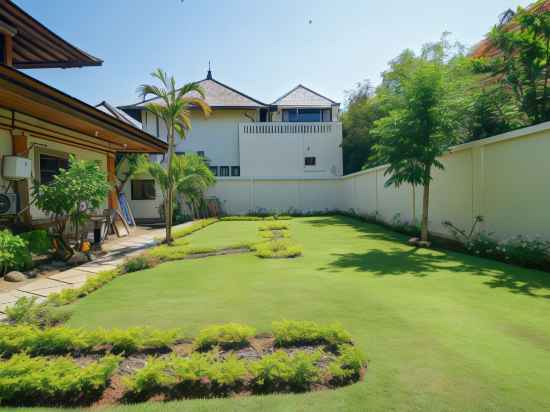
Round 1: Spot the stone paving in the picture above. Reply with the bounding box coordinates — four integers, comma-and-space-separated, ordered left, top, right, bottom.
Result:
0, 222, 192, 322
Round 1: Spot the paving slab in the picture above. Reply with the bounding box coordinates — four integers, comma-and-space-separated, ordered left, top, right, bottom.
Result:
0, 313, 7, 322
77, 263, 118, 274
0, 290, 35, 305
30, 282, 84, 298
16, 278, 65, 293
48, 269, 90, 284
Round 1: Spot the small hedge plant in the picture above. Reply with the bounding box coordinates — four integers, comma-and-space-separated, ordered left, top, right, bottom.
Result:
0, 230, 32, 275
0, 324, 183, 357
122, 254, 160, 273
272, 320, 352, 347
194, 323, 256, 350
221, 215, 292, 221
19, 230, 52, 255
0, 353, 121, 406
254, 239, 303, 258
4, 297, 72, 328
327, 344, 365, 383
171, 218, 218, 240
258, 222, 289, 231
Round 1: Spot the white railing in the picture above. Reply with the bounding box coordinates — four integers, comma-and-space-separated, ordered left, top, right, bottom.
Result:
240, 122, 339, 135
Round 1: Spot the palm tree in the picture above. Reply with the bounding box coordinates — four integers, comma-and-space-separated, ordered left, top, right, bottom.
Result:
137, 69, 211, 244
144, 154, 216, 221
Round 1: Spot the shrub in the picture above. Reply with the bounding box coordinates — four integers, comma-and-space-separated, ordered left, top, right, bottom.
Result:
327, 344, 366, 383
254, 239, 303, 258
122, 254, 160, 273
47, 269, 120, 306
250, 350, 321, 390
495, 235, 550, 268
259, 230, 290, 239
272, 320, 352, 347
4, 297, 71, 328
258, 222, 289, 231
19, 230, 51, 255
220, 216, 264, 221
0, 325, 182, 357
0, 353, 121, 405
0, 230, 32, 275
194, 323, 256, 350
123, 356, 174, 395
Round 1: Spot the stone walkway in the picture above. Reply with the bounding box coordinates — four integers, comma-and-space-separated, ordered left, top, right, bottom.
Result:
0, 222, 192, 322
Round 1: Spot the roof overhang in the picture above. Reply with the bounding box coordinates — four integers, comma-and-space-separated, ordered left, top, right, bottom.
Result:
0, 0, 103, 69
0, 64, 167, 153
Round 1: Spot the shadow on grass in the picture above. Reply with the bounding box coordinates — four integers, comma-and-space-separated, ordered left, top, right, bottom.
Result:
306, 216, 550, 300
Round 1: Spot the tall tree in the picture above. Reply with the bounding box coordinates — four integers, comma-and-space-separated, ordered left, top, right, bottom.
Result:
473, 3, 550, 124
137, 69, 211, 244
372, 39, 466, 243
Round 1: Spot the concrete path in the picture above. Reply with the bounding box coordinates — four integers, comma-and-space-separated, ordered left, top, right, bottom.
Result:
0, 222, 192, 322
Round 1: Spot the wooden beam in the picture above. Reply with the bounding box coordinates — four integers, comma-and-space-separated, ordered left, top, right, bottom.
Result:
2, 33, 13, 67
107, 153, 118, 209
11, 130, 31, 225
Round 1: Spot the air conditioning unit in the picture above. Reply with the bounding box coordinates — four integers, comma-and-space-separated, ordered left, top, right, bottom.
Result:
0, 193, 17, 215
2, 156, 32, 180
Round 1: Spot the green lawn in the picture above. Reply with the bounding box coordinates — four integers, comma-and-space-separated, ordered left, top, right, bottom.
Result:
28, 216, 550, 411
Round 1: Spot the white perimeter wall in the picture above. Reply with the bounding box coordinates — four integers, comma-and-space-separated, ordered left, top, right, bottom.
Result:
129, 121, 550, 242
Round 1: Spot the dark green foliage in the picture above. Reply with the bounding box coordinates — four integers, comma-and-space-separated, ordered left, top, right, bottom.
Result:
272, 320, 352, 347
0, 353, 121, 406
473, 4, 550, 124
19, 230, 52, 255
194, 323, 256, 350
0, 230, 32, 275
327, 344, 366, 383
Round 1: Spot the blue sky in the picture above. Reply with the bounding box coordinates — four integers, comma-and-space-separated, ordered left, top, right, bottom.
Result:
17, 0, 532, 108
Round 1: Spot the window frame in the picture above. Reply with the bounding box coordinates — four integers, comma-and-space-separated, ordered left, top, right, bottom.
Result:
304, 156, 316, 166
219, 166, 230, 177
34, 147, 70, 186
209, 166, 219, 176
131, 179, 156, 201
231, 166, 240, 177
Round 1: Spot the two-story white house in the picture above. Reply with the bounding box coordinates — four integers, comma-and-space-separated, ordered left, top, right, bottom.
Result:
119, 69, 343, 218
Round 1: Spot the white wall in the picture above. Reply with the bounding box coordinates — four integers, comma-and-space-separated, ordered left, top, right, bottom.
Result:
239, 123, 343, 178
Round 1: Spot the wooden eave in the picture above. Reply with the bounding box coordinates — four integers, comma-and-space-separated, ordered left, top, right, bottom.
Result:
0, 64, 167, 153
0, 0, 103, 69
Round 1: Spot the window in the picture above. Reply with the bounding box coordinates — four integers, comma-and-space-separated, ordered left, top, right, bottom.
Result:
282, 108, 330, 123
197, 151, 205, 158
209, 166, 218, 176
0, 36, 5, 65
131, 180, 156, 200
176, 151, 185, 156
231, 166, 240, 176
304, 157, 316, 166
219, 166, 230, 177
38, 152, 69, 185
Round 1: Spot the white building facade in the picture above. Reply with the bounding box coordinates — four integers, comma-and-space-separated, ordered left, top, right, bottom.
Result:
120, 71, 343, 181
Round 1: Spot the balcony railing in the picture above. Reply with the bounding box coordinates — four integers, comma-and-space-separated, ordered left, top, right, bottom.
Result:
240, 122, 340, 135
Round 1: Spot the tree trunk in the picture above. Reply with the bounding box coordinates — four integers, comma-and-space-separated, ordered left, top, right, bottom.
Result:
420, 166, 431, 242
165, 128, 175, 245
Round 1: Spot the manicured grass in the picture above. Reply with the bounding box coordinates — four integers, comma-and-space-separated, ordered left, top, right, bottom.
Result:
51, 216, 550, 411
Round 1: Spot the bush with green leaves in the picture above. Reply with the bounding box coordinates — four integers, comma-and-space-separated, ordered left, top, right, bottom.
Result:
272, 320, 352, 347
0, 324, 182, 357
0, 353, 121, 406
47, 269, 120, 307
194, 323, 256, 350
259, 230, 290, 239
124, 353, 249, 397
19, 230, 52, 255
32, 155, 111, 242
327, 344, 366, 383
4, 297, 71, 328
250, 350, 322, 391
258, 222, 289, 231
254, 239, 303, 259
122, 254, 160, 273
0, 230, 32, 275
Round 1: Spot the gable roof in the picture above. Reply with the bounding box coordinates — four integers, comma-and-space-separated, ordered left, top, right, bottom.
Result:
95, 101, 141, 128
0, 0, 103, 69
272, 84, 339, 107
120, 75, 267, 111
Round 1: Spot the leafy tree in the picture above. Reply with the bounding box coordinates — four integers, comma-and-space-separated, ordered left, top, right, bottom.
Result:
32, 156, 111, 247
473, 3, 550, 124
143, 154, 215, 222
137, 69, 211, 244
372, 39, 466, 242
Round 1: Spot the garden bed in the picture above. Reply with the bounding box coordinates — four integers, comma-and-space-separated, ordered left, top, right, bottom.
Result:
0, 321, 366, 407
